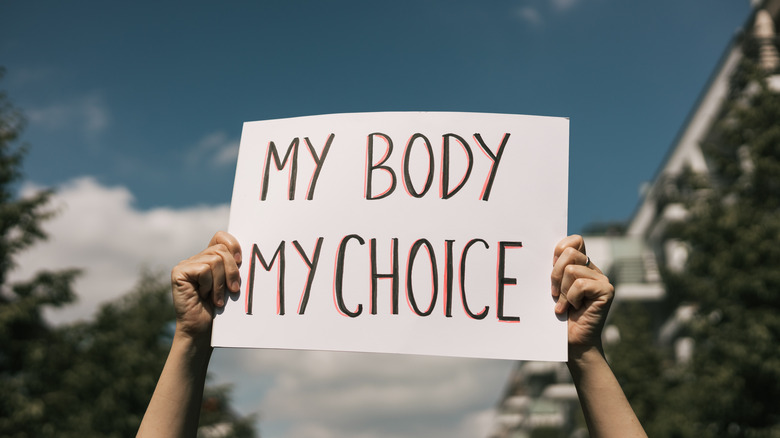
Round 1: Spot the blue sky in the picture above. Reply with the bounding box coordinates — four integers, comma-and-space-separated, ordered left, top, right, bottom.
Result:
1, 1, 755, 437
3, 0, 752, 233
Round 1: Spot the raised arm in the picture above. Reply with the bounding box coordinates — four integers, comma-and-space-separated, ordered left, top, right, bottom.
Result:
551, 235, 647, 438
137, 232, 242, 438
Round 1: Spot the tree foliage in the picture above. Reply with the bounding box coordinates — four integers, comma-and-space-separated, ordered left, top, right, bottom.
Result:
0, 71, 256, 437
609, 35, 780, 437
0, 67, 81, 437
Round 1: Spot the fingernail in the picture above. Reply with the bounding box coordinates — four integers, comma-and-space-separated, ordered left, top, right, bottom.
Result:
231, 281, 240, 292
234, 252, 242, 264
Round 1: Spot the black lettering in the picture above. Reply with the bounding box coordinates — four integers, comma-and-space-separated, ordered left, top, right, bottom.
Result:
441, 134, 473, 199
304, 134, 334, 200
474, 133, 510, 201
444, 239, 455, 317
406, 239, 438, 316
460, 238, 489, 320
334, 234, 365, 317
292, 238, 324, 314
497, 241, 522, 322
370, 238, 399, 315
246, 241, 286, 315
261, 138, 300, 200
365, 133, 396, 200
402, 133, 434, 198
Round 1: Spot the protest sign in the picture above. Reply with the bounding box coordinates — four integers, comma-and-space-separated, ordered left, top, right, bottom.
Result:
213, 112, 569, 361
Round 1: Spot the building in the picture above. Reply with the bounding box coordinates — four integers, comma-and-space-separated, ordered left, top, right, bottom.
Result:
488, 1, 780, 436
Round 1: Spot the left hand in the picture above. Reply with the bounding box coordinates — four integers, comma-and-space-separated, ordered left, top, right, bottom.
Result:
170, 231, 242, 344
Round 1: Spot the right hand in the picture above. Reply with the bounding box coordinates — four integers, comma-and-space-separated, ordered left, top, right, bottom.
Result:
170, 231, 242, 343
550, 235, 615, 350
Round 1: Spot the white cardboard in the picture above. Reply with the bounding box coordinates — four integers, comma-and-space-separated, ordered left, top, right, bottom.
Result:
214, 112, 569, 361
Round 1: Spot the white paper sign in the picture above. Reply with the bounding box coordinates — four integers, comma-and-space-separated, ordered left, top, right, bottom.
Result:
214, 112, 569, 361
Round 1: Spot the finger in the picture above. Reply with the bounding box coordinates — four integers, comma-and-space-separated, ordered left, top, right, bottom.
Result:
553, 235, 585, 265
190, 251, 230, 308
207, 253, 228, 307
555, 290, 570, 314
220, 245, 242, 295
172, 259, 211, 297
207, 243, 242, 307
185, 260, 215, 301
182, 242, 241, 308
209, 231, 242, 267
551, 235, 585, 298
560, 264, 612, 309
578, 255, 604, 276
565, 277, 614, 318
551, 246, 589, 298
171, 261, 195, 296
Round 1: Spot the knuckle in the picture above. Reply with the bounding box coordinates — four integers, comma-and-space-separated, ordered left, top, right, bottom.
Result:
561, 246, 580, 260
171, 260, 190, 279
200, 253, 222, 266
203, 244, 228, 258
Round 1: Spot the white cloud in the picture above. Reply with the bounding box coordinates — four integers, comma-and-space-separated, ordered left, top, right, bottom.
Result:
187, 131, 240, 168
26, 93, 110, 139
551, 0, 579, 12
516, 7, 543, 26
210, 348, 512, 438
514, 0, 583, 27
263, 353, 497, 419
10, 177, 515, 438
11, 177, 229, 323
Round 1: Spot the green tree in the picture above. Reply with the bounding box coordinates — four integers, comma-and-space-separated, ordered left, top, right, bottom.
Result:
604, 301, 667, 433
57, 273, 257, 438
665, 58, 780, 437
0, 71, 256, 437
611, 35, 780, 437
0, 67, 81, 437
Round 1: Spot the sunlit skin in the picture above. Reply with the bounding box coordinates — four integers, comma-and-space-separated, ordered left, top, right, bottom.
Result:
137, 232, 241, 438
170, 231, 242, 343
552, 235, 647, 438
138, 232, 646, 438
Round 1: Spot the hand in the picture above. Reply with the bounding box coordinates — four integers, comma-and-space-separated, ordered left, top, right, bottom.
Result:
551, 235, 614, 350
170, 231, 242, 344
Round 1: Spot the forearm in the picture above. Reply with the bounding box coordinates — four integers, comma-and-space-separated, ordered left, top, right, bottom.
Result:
137, 332, 212, 438
568, 346, 647, 438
